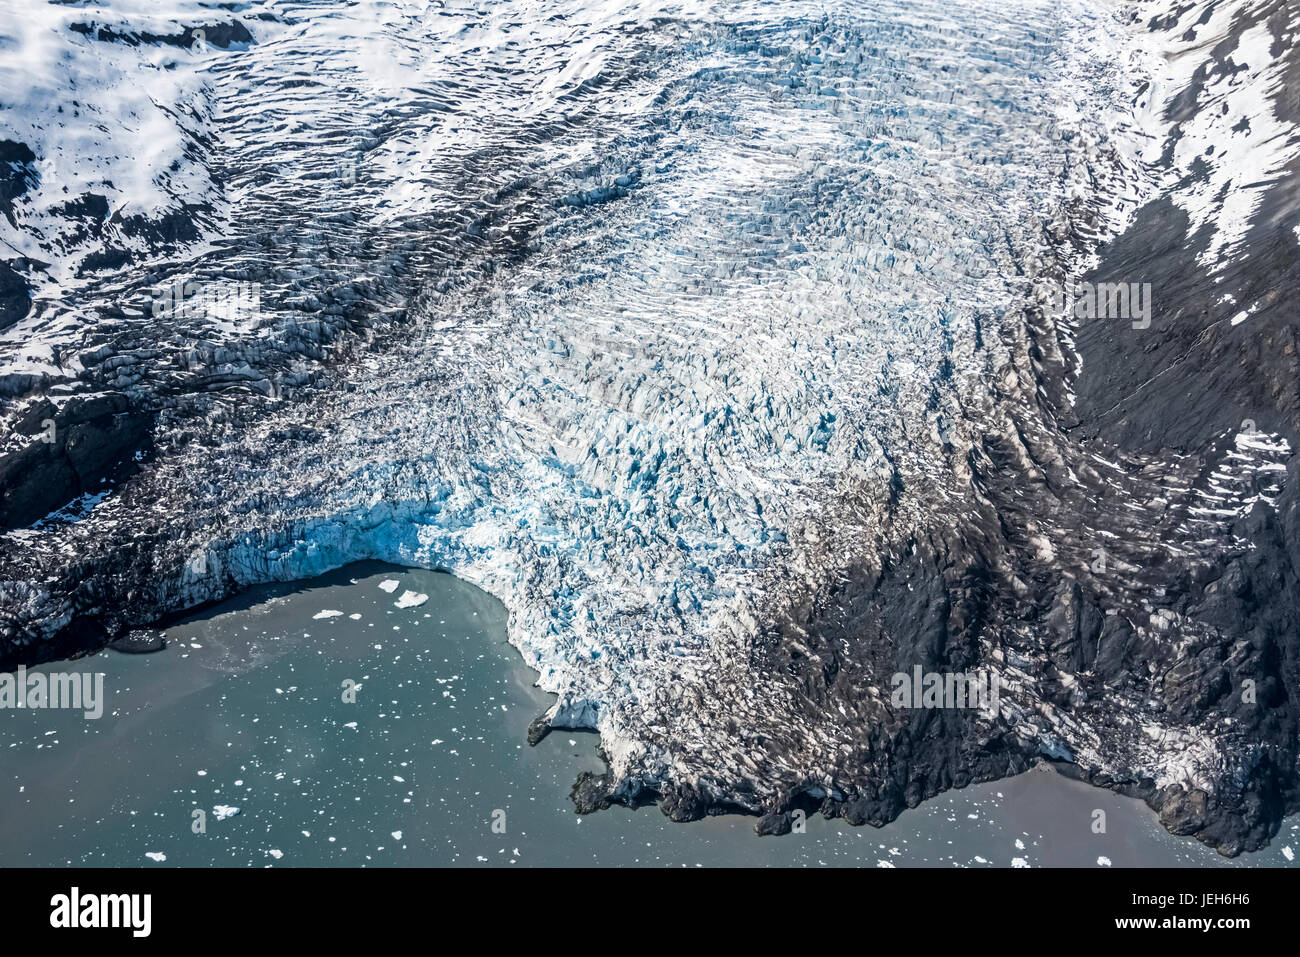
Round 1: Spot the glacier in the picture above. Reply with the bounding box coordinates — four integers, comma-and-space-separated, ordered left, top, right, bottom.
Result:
2, 0, 1300, 855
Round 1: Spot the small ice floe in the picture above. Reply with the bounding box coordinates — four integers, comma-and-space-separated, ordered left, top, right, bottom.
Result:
145, 851, 166, 863
876, 860, 895, 868
267, 849, 283, 860
313, 609, 344, 620
349, 613, 362, 620
378, 580, 400, 593
214, 805, 240, 821
1011, 857, 1030, 868
1097, 856, 1112, 867
1283, 846, 1294, 862
394, 590, 428, 609
391, 831, 402, 841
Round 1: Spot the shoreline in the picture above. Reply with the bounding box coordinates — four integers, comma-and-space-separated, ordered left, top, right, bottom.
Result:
5, 560, 1291, 867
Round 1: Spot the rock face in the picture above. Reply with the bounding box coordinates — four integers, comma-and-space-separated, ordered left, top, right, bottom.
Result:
0, 260, 29, 332
0, 393, 152, 528
1, 0, 1298, 857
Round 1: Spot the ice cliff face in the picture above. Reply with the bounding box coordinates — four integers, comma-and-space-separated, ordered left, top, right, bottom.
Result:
1, 0, 1299, 855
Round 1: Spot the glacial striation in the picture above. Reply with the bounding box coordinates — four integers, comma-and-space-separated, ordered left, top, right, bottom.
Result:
1, 0, 1298, 855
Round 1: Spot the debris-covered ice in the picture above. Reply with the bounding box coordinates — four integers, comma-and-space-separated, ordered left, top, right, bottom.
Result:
0, 0, 1297, 856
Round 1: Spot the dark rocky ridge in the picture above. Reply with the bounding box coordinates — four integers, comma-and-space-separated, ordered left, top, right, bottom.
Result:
1060, 0, 1300, 852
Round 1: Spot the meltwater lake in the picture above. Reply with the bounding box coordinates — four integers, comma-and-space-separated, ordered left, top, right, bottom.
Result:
0, 563, 1294, 868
